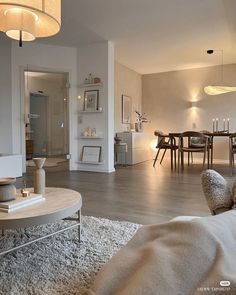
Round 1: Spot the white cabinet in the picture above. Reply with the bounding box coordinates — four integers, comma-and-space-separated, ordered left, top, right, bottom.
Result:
116, 132, 149, 165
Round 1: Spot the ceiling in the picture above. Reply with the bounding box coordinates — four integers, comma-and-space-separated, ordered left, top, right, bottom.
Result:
39, 0, 236, 74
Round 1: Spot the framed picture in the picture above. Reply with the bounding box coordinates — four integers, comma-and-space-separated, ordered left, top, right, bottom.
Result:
81, 146, 101, 163
122, 94, 132, 124
84, 90, 99, 111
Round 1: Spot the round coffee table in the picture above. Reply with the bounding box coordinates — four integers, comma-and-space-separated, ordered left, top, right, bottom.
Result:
0, 187, 82, 256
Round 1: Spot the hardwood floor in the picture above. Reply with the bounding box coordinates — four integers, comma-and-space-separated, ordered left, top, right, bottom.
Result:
16, 160, 235, 225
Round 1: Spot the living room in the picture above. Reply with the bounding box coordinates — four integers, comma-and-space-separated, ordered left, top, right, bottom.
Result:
1, 1, 236, 294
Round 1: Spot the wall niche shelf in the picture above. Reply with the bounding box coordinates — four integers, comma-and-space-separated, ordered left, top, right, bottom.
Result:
78, 83, 103, 88
77, 161, 103, 165
78, 110, 103, 114
78, 136, 103, 139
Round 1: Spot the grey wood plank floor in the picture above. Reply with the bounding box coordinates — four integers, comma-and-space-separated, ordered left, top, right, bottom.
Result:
16, 160, 235, 225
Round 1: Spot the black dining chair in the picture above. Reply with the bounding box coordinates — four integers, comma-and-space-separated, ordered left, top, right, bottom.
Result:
178, 131, 210, 171
188, 130, 213, 167
229, 133, 236, 175
153, 131, 178, 168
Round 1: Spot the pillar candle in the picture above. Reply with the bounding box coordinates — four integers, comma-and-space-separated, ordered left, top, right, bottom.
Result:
216, 118, 219, 132
212, 118, 215, 133
223, 118, 225, 131
227, 118, 230, 132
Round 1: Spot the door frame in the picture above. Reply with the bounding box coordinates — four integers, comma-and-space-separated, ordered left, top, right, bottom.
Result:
20, 66, 71, 172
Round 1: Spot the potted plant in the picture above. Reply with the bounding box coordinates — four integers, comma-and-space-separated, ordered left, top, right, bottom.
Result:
135, 110, 148, 132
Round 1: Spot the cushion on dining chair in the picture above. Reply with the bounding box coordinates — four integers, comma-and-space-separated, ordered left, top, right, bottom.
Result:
201, 169, 233, 215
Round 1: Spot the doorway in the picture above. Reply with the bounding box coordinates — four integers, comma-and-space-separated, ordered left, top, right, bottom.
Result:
24, 71, 69, 171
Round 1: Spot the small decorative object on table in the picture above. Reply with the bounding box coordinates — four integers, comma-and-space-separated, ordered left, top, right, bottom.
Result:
135, 110, 149, 132
212, 117, 230, 133
33, 158, 46, 195
21, 180, 30, 197
0, 178, 16, 202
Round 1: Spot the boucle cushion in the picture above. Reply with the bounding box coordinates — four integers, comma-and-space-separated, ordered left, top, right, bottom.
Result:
231, 178, 236, 209
201, 169, 233, 215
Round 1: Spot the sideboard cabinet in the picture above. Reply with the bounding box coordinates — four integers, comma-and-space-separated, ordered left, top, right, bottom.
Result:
116, 132, 149, 165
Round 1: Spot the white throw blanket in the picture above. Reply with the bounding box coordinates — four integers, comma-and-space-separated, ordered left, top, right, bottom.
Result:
88, 211, 236, 295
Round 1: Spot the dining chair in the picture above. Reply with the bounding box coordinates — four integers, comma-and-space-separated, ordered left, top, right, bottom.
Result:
178, 131, 209, 171
188, 130, 213, 167
229, 133, 236, 175
153, 131, 178, 168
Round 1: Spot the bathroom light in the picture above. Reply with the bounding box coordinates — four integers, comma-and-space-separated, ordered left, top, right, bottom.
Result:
0, 0, 61, 46
204, 49, 236, 95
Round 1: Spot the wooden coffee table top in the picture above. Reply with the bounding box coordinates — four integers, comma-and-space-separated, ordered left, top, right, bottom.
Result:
0, 187, 82, 229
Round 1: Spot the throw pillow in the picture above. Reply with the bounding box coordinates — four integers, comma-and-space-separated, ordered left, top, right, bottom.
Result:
201, 169, 233, 215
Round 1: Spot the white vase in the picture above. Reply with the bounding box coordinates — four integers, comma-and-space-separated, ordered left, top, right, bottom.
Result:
135, 122, 143, 132
33, 158, 46, 195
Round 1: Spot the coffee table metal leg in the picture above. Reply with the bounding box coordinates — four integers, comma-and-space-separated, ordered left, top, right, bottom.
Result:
0, 212, 82, 256
78, 210, 81, 242
0, 223, 80, 257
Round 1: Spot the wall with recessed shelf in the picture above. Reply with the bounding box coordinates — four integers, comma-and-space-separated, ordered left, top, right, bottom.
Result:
11, 41, 78, 172
1, 39, 115, 174
77, 41, 115, 173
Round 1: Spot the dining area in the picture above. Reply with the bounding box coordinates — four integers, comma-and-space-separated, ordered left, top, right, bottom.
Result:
153, 129, 236, 174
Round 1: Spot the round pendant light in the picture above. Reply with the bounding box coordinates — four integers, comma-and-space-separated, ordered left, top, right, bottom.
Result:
204, 85, 236, 95
0, 0, 61, 45
204, 49, 236, 95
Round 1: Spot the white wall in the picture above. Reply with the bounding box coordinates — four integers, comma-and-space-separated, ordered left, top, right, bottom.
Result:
11, 41, 78, 170
77, 41, 115, 173
142, 64, 236, 161
115, 62, 142, 133
0, 38, 12, 154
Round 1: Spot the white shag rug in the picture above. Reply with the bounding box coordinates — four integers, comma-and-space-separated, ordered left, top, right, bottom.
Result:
0, 216, 141, 295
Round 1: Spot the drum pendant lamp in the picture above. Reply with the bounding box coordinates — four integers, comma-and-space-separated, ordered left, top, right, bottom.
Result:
0, 0, 61, 46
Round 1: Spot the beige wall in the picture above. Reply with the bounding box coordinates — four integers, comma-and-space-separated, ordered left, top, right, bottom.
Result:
115, 62, 142, 133
142, 64, 236, 161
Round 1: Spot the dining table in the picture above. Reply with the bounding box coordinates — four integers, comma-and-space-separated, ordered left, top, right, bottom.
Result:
168, 132, 234, 171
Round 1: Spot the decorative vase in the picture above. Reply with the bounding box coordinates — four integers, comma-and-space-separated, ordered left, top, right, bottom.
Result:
0, 178, 16, 202
135, 122, 143, 132
33, 158, 46, 195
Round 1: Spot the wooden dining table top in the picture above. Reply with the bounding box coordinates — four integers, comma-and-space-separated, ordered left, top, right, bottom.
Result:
168, 132, 235, 137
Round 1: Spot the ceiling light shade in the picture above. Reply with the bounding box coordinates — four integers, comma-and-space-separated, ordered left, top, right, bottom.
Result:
204, 86, 236, 95
204, 49, 236, 96
0, 0, 61, 43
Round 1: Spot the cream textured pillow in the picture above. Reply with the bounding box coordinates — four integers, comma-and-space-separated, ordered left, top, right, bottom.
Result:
201, 169, 233, 215
231, 178, 236, 209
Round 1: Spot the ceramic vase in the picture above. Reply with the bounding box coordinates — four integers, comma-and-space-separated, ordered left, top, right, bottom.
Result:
135, 122, 143, 132
33, 158, 46, 195
0, 178, 16, 202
